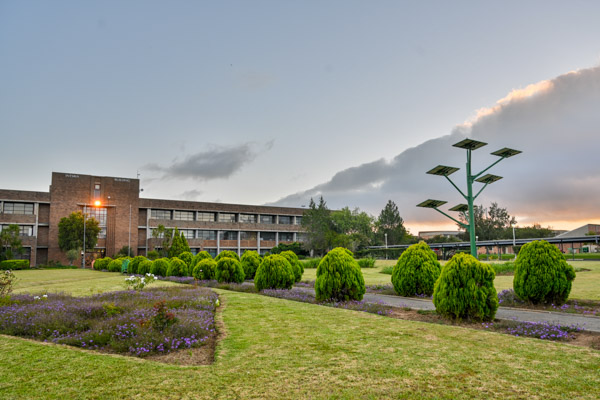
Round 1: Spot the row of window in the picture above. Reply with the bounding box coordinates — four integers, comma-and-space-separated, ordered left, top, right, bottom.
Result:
0, 225, 33, 236
151, 229, 302, 242
1, 202, 34, 215
149, 209, 302, 225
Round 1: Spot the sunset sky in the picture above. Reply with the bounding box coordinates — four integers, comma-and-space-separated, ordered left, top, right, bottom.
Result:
1, 1, 600, 235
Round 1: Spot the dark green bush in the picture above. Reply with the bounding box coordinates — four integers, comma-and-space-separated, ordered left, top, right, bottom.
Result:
128, 256, 146, 275
137, 260, 152, 275
216, 250, 240, 262
193, 258, 217, 280
147, 250, 160, 261
215, 257, 245, 283
490, 254, 499, 260
513, 240, 576, 305
501, 254, 516, 260
315, 247, 365, 302
255, 254, 295, 291
178, 251, 193, 268
357, 258, 376, 268
240, 250, 261, 280
94, 257, 111, 271
166, 257, 187, 277
478, 254, 488, 260
0, 260, 29, 270
280, 250, 303, 282
190, 251, 212, 270
107, 258, 124, 273
391, 242, 441, 297
150, 258, 170, 277
301, 258, 322, 269
433, 253, 498, 321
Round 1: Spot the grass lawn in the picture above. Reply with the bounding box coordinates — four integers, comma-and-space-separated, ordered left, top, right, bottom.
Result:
2, 270, 599, 399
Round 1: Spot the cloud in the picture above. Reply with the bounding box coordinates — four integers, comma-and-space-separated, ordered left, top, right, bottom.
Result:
179, 189, 203, 200
271, 66, 600, 229
144, 142, 268, 181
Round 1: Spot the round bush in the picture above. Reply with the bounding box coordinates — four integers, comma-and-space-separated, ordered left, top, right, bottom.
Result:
215, 257, 245, 283
513, 240, 576, 305
137, 260, 152, 275
391, 242, 441, 297
254, 254, 295, 291
178, 251, 193, 269
280, 250, 303, 282
150, 258, 170, 277
147, 250, 160, 261
240, 250, 261, 280
166, 257, 187, 277
94, 257, 112, 271
107, 258, 123, 273
433, 253, 498, 321
128, 256, 146, 275
315, 247, 365, 301
193, 258, 217, 280
215, 250, 240, 262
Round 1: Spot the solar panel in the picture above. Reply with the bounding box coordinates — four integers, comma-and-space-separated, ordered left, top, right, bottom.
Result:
453, 139, 488, 150
416, 199, 448, 209
449, 204, 469, 212
491, 147, 522, 158
475, 174, 503, 184
426, 165, 460, 176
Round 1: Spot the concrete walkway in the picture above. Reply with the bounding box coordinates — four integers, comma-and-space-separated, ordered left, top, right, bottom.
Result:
293, 287, 600, 332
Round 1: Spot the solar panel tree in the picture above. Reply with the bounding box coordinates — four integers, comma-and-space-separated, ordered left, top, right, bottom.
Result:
418, 139, 521, 257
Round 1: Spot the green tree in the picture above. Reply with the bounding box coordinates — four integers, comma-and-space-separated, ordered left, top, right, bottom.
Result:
58, 212, 100, 252
514, 224, 555, 239
151, 224, 173, 257
301, 196, 333, 256
331, 207, 375, 251
458, 202, 516, 241
376, 200, 407, 245
0, 224, 23, 261
168, 228, 191, 258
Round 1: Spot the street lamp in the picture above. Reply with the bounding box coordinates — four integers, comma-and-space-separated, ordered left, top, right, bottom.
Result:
384, 233, 388, 260
418, 139, 521, 257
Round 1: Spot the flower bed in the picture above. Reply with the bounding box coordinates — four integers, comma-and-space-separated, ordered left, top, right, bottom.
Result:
0, 286, 218, 358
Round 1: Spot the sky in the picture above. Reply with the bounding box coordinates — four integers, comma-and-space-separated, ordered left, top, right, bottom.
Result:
1, 0, 600, 234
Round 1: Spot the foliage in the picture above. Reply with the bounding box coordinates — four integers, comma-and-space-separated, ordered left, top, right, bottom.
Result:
178, 251, 193, 268
391, 242, 441, 297
254, 254, 295, 291
128, 256, 147, 275
0, 224, 24, 261
108, 259, 124, 273
315, 247, 365, 301
330, 207, 375, 251
215, 257, 245, 283
93, 257, 111, 271
190, 251, 213, 270
168, 228, 191, 258
301, 196, 333, 256
215, 250, 240, 262
150, 258, 170, 277
147, 250, 160, 261
166, 257, 187, 277
492, 262, 516, 275
268, 242, 310, 257
0, 270, 17, 297
137, 260, 153, 275
513, 240, 576, 305
66, 249, 79, 266
424, 234, 461, 244
279, 250, 303, 282
240, 250, 261, 280
357, 258, 376, 268
58, 212, 101, 252
433, 253, 498, 321
376, 200, 407, 245
115, 246, 134, 258
124, 273, 157, 291
300, 258, 322, 269
151, 225, 173, 257
193, 258, 217, 280
458, 202, 516, 241
150, 300, 178, 330
0, 260, 29, 270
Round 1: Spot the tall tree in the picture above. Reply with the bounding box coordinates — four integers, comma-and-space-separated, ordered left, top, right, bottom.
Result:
458, 202, 517, 241
0, 224, 23, 260
301, 196, 333, 256
151, 224, 173, 257
376, 200, 407, 245
58, 212, 100, 252
331, 207, 375, 251
169, 228, 191, 258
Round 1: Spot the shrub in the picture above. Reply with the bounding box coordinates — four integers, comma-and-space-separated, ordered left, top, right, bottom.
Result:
391, 242, 441, 297
193, 258, 217, 280
178, 251, 193, 269
150, 258, 170, 277
433, 253, 498, 321
0, 270, 17, 297
147, 250, 160, 261
315, 247, 365, 302
357, 258, 376, 268
216, 250, 240, 262
190, 251, 212, 269
240, 250, 261, 280
107, 259, 124, 273
490, 254, 499, 260
478, 254, 488, 260
137, 260, 153, 275
301, 258, 321, 269
0, 260, 29, 270
93, 257, 111, 271
128, 256, 147, 275
255, 254, 295, 291
166, 257, 187, 277
513, 240, 576, 305
280, 250, 303, 282
215, 257, 245, 283
501, 254, 516, 260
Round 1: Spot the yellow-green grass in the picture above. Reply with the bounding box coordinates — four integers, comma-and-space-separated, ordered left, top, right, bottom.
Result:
12, 269, 177, 296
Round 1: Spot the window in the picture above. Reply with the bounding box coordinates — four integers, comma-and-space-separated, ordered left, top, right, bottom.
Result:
259, 249, 270, 256
151, 209, 172, 220
206, 249, 218, 257
197, 230, 217, 240
260, 215, 275, 224
219, 213, 236, 223
98, 227, 107, 239
2, 225, 33, 237
219, 231, 238, 240
3, 202, 34, 215
295, 216, 302, 225
94, 183, 101, 199
198, 212, 216, 222
174, 210, 195, 221
297, 233, 308, 243
13, 247, 31, 261
260, 232, 276, 241
278, 216, 292, 225
279, 232, 294, 242
239, 214, 257, 223
86, 207, 107, 226
179, 229, 195, 239
240, 231, 257, 241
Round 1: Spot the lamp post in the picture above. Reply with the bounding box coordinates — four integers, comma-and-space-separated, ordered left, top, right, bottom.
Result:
418, 139, 521, 258
384, 233, 388, 260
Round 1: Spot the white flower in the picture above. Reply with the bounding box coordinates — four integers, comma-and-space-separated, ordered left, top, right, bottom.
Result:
34, 296, 40, 300
42, 294, 48, 298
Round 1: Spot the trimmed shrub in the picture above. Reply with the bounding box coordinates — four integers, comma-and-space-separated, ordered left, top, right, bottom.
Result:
433, 253, 498, 321
193, 258, 217, 280
215, 257, 245, 283
147, 250, 160, 261
190, 251, 212, 269
315, 247, 365, 302
240, 250, 261, 280
301, 258, 321, 269
94, 257, 112, 271
357, 258, 376, 268
490, 254, 499, 260
255, 254, 295, 291
513, 240, 576, 305
279, 250, 303, 282
150, 258, 170, 277
166, 257, 187, 277
478, 254, 488, 260
137, 260, 153, 275
391, 242, 441, 297
215, 250, 240, 262
128, 256, 146, 275
501, 254, 516, 260
0, 260, 29, 270
108, 258, 123, 273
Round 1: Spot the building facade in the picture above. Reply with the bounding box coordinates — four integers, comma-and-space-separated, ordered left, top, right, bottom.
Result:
0, 172, 307, 266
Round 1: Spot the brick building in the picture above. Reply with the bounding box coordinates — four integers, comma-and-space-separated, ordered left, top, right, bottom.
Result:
0, 172, 306, 266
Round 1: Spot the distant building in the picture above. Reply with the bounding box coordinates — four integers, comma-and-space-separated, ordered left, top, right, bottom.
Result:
418, 231, 461, 240
555, 224, 600, 238
0, 172, 306, 266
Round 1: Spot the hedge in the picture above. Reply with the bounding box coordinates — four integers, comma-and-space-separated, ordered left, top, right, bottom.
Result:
254, 254, 295, 291
0, 260, 29, 270
315, 247, 365, 301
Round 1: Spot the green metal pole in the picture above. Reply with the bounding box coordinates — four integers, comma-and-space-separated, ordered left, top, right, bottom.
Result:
466, 149, 477, 257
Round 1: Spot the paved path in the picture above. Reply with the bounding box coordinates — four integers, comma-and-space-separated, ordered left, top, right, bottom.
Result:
293, 287, 600, 332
